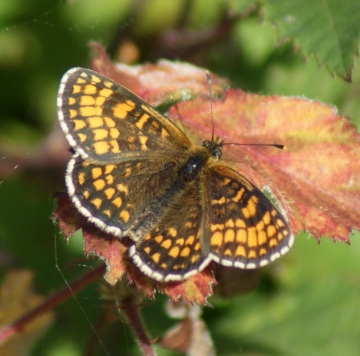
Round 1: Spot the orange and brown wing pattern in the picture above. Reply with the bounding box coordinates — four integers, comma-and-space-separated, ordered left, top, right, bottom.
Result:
205, 164, 294, 269
129, 180, 210, 282
57, 68, 191, 161
67, 154, 185, 238
57, 67, 294, 283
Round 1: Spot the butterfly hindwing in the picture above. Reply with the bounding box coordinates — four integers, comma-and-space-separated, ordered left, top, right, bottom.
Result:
206, 164, 293, 269
67, 154, 186, 238
129, 179, 210, 282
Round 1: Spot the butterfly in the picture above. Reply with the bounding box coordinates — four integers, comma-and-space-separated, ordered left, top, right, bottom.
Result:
57, 67, 294, 282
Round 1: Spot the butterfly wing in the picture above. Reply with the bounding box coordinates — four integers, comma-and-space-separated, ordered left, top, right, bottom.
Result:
58, 67, 194, 237
67, 154, 192, 238
204, 164, 294, 269
57, 67, 191, 161
129, 180, 210, 282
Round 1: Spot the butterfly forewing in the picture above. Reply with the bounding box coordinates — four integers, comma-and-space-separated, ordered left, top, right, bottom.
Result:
58, 68, 191, 161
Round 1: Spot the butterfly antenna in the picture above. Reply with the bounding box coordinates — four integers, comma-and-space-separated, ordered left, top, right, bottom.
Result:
205, 72, 283, 151
206, 71, 215, 142
223, 142, 285, 149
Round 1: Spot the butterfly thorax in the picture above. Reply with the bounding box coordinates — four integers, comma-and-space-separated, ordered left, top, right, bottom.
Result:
180, 139, 223, 182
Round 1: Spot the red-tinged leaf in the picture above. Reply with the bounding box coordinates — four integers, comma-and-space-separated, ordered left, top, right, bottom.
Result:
163, 267, 215, 305
171, 91, 360, 242
89, 42, 229, 105
82, 226, 128, 285
52, 192, 86, 239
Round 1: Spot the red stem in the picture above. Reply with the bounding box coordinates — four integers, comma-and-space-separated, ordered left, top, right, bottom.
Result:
122, 295, 156, 356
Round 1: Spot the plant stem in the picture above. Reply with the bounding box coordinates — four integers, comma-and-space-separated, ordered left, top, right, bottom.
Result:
0, 264, 106, 345
121, 293, 156, 356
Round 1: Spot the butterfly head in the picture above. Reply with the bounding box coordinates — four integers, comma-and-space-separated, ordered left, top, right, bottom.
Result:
201, 137, 223, 161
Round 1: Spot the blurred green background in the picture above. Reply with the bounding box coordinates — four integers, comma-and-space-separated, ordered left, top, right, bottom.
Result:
1, 0, 360, 355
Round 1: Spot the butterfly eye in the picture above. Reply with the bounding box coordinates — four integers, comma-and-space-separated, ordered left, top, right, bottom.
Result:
212, 147, 222, 160
201, 140, 222, 160
201, 140, 210, 148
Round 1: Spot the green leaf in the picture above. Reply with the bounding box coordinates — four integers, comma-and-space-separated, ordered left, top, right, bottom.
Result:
228, 0, 258, 14
262, 0, 360, 80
